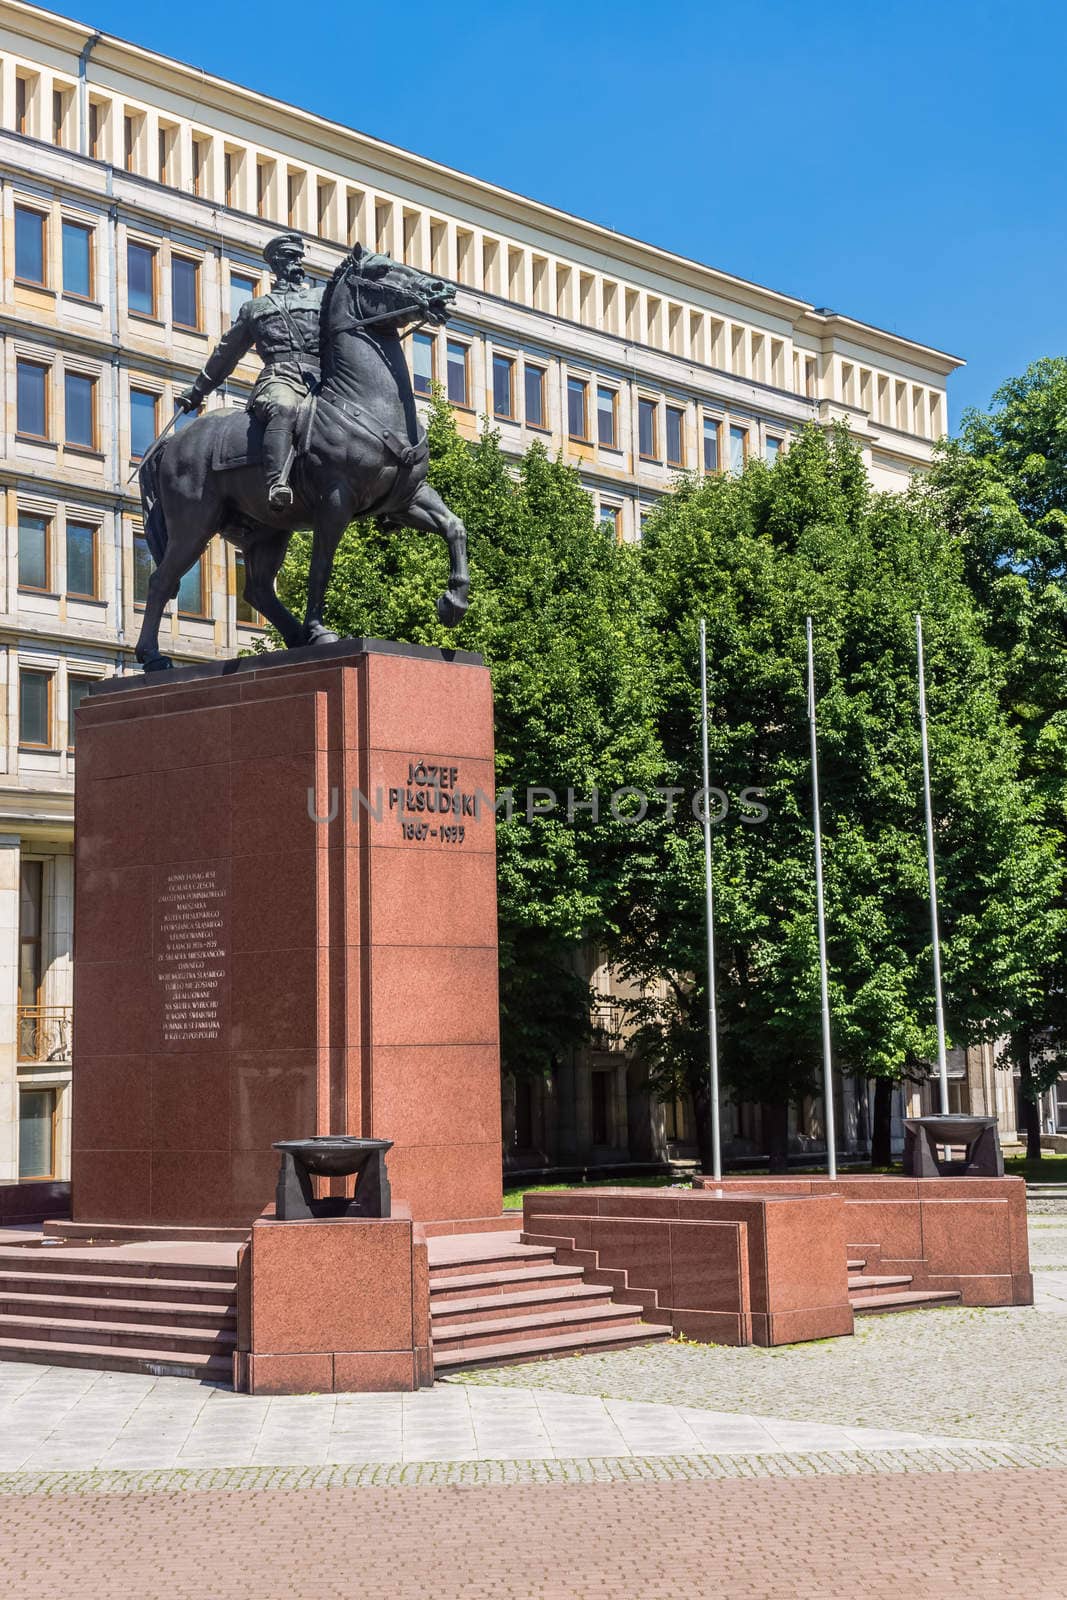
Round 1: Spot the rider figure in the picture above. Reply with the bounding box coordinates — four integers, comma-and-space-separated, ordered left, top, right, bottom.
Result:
177, 232, 322, 511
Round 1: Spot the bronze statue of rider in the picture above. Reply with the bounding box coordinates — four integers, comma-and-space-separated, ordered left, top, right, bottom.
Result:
177, 231, 322, 510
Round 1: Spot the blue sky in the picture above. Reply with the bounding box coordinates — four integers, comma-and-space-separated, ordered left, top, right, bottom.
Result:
69, 0, 1066, 429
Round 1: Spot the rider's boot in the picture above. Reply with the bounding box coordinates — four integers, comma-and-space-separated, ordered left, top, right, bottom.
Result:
263, 414, 295, 511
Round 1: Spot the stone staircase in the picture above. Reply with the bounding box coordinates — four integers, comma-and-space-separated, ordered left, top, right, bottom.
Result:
429, 1232, 670, 1372
0, 1244, 237, 1380
847, 1254, 960, 1316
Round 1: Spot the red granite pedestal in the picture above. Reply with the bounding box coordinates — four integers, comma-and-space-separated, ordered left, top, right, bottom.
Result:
71, 638, 503, 1228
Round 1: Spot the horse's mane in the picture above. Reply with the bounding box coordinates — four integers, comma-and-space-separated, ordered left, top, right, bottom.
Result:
319, 249, 356, 329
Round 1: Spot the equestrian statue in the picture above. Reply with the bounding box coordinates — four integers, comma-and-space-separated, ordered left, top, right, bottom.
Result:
135, 231, 467, 670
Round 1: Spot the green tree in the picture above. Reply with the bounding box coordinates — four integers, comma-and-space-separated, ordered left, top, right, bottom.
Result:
274, 398, 661, 1089
618, 425, 1058, 1170
927, 359, 1067, 1156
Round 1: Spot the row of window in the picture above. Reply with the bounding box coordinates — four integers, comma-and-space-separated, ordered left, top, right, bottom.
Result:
18, 665, 92, 750
415, 333, 782, 470
13, 509, 259, 624
6, 61, 951, 437
13, 205, 261, 331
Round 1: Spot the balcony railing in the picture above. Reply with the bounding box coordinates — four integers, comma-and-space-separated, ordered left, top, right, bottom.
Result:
590, 999, 625, 1052
18, 1005, 73, 1064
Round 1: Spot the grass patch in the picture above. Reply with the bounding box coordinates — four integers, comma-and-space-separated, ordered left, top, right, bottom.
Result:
502, 1174, 686, 1209
1005, 1154, 1067, 1183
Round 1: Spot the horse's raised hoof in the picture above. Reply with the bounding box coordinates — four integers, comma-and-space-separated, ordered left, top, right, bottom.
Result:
304, 623, 339, 648
141, 654, 174, 674
436, 591, 469, 628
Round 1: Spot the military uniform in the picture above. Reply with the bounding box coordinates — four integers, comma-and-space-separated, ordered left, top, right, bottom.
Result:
181, 233, 323, 509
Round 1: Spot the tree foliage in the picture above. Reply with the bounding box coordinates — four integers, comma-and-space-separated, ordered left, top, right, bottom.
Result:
926, 360, 1067, 1150
615, 425, 1059, 1168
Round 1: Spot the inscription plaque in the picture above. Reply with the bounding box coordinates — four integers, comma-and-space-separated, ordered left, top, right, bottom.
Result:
157, 867, 227, 1044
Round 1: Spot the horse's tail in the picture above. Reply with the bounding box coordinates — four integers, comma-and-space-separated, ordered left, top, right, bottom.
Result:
138, 444, 169, 565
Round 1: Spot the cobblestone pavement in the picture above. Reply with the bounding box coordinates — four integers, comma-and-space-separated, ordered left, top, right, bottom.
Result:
459, 1216, 1067, 1448
0, 1215, 1062, 1597
2, 1472, 1066, 1599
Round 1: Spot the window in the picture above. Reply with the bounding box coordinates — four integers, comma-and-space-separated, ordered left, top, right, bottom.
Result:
61, 220, 93, 298
765, 435, 783, 466
130, 388, 159, 457
19, 1088, 55, 1179
703, 416, 721, 473
234, 553, 260, 625
123, 114, 137, 172
567, 377, 588, 440
17, 512, 50, 591
64, 372, 96, 449
88, 101, 102, 158
599, 503, 621, 541
638, 397, 658, 459
191, 137, 208, 197
67, 676, 93, 747
133, 533, 153, 604
229, 271, 257, 322
127, 241, 157, 317
177, 558, 205, 617
446, 341, 469, 406
729, 424, 748, 472
524, 365, 546, 428
256, 159, 272, 219
19, 669, 52, 747
14, 207, 46, 285
66, 521, 97, 598
18, 864, 41, 1011
158, 125, 174, 184
224, 150, 237, 207
492, 353, 515, 419
171, 257, 200, 330
52, 87, 69, 147
14, 75, 29, 135
412, 331, 434, 396
16, 361, 48, 438
665, 406, 685, 467
597, 386, 617, 449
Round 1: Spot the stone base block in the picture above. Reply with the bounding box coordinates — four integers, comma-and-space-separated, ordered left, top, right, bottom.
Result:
235, 1209, 432, 1394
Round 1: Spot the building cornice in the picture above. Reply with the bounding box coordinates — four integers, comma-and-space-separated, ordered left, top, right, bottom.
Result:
1, 0, 964, 375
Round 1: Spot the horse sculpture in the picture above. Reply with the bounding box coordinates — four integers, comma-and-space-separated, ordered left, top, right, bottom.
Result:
135, 247, 468, 670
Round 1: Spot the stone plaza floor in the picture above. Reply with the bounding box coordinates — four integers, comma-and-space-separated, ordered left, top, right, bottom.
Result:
1, 1212, 1066, 1598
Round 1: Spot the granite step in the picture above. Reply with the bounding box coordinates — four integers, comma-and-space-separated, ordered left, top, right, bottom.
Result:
0, 1271, 235, 1306
847, 1273, 915, 1299
0, 1292, 236, 1330
433, 1321, 671, 1371
0, 1249, 236, 1285
852, 1289, 961, 1315
429, 1264, 587, 1301
0, 1311, 236, 1356
431, 1300, 652, 1354
0, 1334, 233, 1381
427, 1243, 558, 1281
847, 1259, 867, 1272
431, 1282, 616, 1328
44, 1221, 249, 1246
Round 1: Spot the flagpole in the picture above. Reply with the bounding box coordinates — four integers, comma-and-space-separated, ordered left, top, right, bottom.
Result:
915, 614, 950, 1115
806, 617, 837, 1178
699, 618, 722, 1181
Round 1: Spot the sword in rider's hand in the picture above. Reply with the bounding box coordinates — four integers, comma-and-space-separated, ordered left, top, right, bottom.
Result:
125, 404, 189, 484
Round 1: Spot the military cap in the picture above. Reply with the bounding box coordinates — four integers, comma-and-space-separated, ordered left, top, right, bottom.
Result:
263, 232, 305, 268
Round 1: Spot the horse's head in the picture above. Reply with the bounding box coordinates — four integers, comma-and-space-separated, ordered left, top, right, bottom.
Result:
332, 244, 456, 333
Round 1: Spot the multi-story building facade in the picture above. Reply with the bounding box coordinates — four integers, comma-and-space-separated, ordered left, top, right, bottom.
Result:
0, 0, 995, 1185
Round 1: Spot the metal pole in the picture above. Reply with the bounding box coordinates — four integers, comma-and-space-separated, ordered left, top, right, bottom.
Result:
916, 614, 950, 1114
699, 619, 722, 1181
806, 617, 837, 1178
